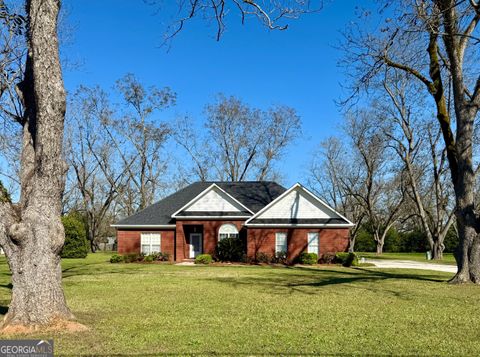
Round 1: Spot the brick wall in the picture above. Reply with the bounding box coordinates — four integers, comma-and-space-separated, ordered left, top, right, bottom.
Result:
246, 228, 349, 262
116, 229, 175, 258
175, 220, 245, 261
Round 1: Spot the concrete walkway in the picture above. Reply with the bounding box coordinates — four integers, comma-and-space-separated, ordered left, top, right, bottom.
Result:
365, 259, 457, 273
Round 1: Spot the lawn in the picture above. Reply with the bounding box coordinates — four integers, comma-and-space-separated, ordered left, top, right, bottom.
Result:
0, 254, 479, 356
358, 252, 457, 265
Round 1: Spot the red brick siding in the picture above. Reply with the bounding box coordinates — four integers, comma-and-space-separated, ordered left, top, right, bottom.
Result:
247, 228, 349, 262
116, 229, 175, 258
175, 220, 245, 261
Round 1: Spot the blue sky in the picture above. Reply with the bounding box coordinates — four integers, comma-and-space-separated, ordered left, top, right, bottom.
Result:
61, 0, 363, 187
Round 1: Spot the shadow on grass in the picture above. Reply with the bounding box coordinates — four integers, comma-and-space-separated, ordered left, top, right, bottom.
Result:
208, 266, 448, 298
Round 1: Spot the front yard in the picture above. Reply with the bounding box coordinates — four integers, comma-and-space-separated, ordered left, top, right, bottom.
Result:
0, 253, 479, 355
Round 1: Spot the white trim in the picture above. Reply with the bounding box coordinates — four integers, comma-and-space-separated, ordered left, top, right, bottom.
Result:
173, 216, 251, 220
244, 183, 355, 227
245, 223, 353, 228
171, 183, 254, 218
111, 224, 176, 229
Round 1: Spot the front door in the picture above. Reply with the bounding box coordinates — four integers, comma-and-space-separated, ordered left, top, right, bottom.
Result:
189, 233, 202, 258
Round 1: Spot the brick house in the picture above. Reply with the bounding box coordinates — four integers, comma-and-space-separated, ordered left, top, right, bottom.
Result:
113, 181, 354, 262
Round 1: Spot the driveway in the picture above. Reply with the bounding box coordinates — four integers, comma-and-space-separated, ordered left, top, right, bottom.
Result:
365, 259, 457, 273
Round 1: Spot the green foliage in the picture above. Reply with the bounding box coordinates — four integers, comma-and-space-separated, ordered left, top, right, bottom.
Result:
150, 252, 171, 262
110, 254, 123, 263
271, 251, 288, 264
215, 237, 245, 262
335, 252, 359, 267
195, 254, 213, 264
318, 252, 336, 264
0, 180, 11, 204
123, 253, 143, 263
298, 252, 318, 265
144, 255, 154, 263
443, 226, 458, 253
354, 228, 376, 252
61, 214, 89, 258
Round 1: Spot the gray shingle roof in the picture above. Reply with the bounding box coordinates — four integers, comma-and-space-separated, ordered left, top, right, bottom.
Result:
114, 181, 286, 226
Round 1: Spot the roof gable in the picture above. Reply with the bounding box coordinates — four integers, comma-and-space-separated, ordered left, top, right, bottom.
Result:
172, 184, 253, 218
245, 183, 354, 227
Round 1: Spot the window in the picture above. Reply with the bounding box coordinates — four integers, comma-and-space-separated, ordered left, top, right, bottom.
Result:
307, 232, 319, 254
218, 224, 239, 241
141, 233, 161, 255
275, 232, 287, 254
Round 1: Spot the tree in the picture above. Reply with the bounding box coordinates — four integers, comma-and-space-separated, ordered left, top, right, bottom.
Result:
174, 95, 301, 182
308, 137, 365, 252
66, 86, 132, 252
61, 213, 88, 259
380, 70, 455, 259
107, 74, 174, 215
0, 0, 81, 330
342, 0, 480, 283
344, 111, 407, 254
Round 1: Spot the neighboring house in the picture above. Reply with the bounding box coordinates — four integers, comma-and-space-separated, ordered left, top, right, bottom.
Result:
112, 181, 354, 262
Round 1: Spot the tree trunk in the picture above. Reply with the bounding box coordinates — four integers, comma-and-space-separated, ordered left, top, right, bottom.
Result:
0, 0, 80, 331
4, 228, 73, 327
431, 239, 444, 260
348, 235, 356, 253
376, 240, 384, 255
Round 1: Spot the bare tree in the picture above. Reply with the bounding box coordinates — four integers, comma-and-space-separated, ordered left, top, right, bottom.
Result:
308, 137, 365, 252
160, 0, 322, 43
66, 86, 132, 252
342, 0, 480, 283
381, 70, 455, 259
113, 74, 174, 213
345, 111, 407, 255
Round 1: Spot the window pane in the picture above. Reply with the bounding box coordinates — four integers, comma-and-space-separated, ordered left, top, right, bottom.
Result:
275, 233, 287, 253
307, 233, 319, 254
151, 245, 160, 253
141, 244, 150, 255
141, 234, 150, 245
219, 233, 228, 241
150, 234, 160, 245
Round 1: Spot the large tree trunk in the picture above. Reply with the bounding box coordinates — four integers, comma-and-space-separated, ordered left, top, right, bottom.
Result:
0, 0, 80, 331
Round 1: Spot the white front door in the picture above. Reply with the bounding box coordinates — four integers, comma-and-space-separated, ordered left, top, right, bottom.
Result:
189, 233, 202, 258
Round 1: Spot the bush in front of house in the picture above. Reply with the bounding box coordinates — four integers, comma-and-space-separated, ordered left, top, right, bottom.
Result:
335, 252, 359, 267
123, 253, 143, 263
195, 254, 213, 264
298, 252, 318, 265
254, 252, 272, 264
215, 237, 245, 262
318, 252, 336, 264
271, 251, 288, 265
110, 254, 123, 263
61, 215, 89, 258
150, 252, 170, 262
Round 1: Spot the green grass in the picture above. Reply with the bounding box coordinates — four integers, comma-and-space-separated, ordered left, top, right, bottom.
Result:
357, 252, 457, 265
1, 253, 479, 356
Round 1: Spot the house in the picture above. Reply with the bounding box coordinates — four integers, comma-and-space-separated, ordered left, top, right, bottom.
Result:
112, 181, 354, 262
